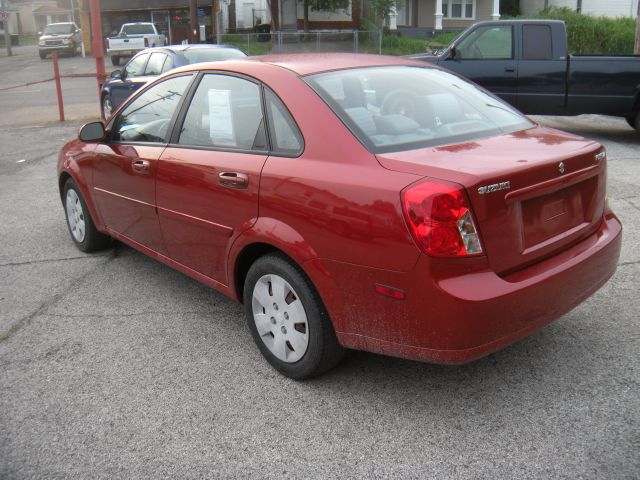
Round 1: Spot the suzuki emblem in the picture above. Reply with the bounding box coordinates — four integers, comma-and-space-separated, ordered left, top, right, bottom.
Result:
558, 162, 565, 174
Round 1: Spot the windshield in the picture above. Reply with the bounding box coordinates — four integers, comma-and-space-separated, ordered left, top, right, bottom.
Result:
182, 48, 247, 64
122, 24, 155, 35
44, 24, 74, 35
305, 66, 533, 153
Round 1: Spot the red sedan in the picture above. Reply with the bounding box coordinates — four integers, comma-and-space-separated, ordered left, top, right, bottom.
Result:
57, 54, 622, 378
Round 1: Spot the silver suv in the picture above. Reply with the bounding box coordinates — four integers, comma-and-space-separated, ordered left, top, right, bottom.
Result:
38, 23, 82, 59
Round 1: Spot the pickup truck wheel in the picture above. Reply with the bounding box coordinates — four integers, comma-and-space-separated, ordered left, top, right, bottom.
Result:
63, 178, 111, 253
111, 56, 120, 66
39, 51, 47, 60
625, 113, 638, 131
244, 253, 345, 379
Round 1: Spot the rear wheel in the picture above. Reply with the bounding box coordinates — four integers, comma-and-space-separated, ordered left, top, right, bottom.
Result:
111, 55, 120, 66
39, 51, 47, 60
63, 178, 111, 252
243, 253, 345, 379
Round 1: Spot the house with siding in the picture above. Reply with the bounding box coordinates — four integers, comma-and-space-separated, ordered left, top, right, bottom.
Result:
521, 0, 638, 18
394, 0, 500, 34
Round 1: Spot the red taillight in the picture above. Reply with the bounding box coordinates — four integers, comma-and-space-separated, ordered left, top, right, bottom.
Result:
401, 180, 483, 257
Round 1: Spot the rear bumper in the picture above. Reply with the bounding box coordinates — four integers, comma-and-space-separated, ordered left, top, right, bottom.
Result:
331, 210, 622, 364
107, 50, 138, 57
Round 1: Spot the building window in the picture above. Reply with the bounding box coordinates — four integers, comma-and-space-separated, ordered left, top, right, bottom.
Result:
442, 0, 475, 19
313, 0, 349, 10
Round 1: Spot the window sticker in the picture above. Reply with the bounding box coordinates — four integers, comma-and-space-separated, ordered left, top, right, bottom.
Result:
208, 89, 236, 147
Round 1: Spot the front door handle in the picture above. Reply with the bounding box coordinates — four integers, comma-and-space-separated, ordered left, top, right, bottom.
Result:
132, 159, 150, 174
505, 65, 515, 72
218, 172, 249, 189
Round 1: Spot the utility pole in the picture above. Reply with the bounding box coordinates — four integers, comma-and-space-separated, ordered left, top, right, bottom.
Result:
211, 0, 220, 44
1, 0, 12, 56
635, 0, 640, 54
189, 0, 198, 43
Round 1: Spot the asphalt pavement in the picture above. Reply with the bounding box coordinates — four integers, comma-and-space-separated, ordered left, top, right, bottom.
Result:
0, 49, 639, 479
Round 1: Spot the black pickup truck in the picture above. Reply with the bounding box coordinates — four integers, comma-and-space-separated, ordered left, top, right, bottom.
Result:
412, 20, 640, 132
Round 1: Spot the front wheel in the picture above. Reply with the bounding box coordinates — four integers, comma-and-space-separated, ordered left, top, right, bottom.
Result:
63, 178, 111, 252
39, 51, 47, 60
625, 112, 639, 132
111, 55, 120, 66
243, 254, 345, 379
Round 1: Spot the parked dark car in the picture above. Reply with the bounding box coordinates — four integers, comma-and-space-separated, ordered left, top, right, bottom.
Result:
101, 44, 247, 118
38, 22, 82, 59
412, 20, 640, 132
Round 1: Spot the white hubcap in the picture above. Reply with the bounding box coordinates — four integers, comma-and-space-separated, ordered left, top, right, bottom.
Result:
65, 189, 85, 242
252, 274, 309, 363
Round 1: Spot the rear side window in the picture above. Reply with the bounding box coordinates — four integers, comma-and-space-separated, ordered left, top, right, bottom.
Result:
178, 74, 266, 151
145, 53, 167, 75
522, 25, 553, 60
265, 88, 303, 156
161, 56, 174, 73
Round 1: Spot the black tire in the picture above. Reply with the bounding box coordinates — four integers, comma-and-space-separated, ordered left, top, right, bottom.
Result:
62, 178, 111, 253
111, 55, 120, 66
243, 253, 345, 379
39, 51, 47, 60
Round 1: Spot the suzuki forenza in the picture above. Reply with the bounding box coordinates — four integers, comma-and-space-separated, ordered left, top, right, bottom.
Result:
58, 54, 622, 378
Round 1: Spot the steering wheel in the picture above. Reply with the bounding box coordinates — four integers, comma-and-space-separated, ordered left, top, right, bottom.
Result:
381, 89, 420, 118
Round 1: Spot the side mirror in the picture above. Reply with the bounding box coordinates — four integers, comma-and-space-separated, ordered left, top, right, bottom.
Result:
79, 121, 106, 142
110, 69, 122, 79
447, 46, 457, 60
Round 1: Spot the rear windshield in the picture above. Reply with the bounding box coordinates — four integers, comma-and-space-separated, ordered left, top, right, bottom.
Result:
44, 24, 74, 35
305, 66, 533, 153
122, 24, 155, 35
182, 48, 247, 64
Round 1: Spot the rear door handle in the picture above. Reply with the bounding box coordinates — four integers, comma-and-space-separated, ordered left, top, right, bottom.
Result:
505, 66, 515, 72
218, 172, 249, 189
132, 159, 150, 174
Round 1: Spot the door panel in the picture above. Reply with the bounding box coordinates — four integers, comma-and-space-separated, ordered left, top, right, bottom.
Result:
156, 148, 267, 282
93, 144, 166, 253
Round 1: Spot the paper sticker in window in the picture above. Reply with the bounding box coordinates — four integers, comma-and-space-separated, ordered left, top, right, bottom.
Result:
208, 89, 236, 147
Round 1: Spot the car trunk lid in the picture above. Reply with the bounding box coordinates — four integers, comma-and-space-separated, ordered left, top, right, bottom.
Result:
377, 126, 607, 275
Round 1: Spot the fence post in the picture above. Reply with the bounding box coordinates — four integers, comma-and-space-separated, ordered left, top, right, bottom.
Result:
353, 30, 358, 53
52, 51, 65, 122
378, 28, 382, 54
316, 32, 320, 51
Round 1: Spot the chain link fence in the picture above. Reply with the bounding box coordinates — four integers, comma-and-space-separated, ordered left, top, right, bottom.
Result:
218, 30, 384, 56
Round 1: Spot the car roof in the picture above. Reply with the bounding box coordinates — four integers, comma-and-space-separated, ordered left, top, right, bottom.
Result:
162, 44, 243, 52
46, 22, 74, 26
243, 53, 430, 76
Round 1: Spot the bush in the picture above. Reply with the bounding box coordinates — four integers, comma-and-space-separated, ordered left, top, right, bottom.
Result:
532, 7, 636, 54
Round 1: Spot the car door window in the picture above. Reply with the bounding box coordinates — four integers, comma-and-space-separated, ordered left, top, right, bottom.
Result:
125, 53, 150, 77
522, 25, 553, 60
144, 52, 167, 75
456, 25, 513, 59
178, 74, 265, 151
111, 75, 193, 143
265, 88, 303, 155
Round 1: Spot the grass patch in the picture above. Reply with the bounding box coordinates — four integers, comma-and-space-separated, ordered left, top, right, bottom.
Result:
358, 30, 462, 55
221, 35, 272, 55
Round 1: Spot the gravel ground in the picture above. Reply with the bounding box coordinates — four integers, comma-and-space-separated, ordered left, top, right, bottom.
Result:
0, 110, 638, 478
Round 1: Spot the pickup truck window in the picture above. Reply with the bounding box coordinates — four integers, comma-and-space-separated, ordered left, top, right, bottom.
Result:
125, 53, 149, 77
122, 24, 156, 35
522, 25, 553, 60
456, 25, 512, 59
